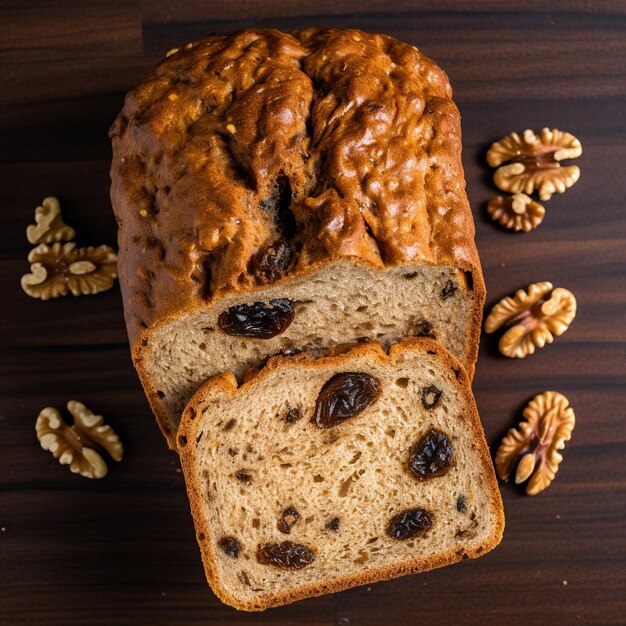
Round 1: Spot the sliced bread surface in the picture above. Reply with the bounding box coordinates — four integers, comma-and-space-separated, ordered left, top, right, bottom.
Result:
178, 339, 504, 610
134, 261, 483, 449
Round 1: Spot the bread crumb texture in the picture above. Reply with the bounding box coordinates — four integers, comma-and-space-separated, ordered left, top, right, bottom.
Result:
179, 339, 504, 610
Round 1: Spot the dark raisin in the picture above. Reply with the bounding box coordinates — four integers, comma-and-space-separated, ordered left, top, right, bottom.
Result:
251, 240, 294, 283
313, 372, 381, 429
277, 506, 300, 534
325, 517, 340, 532
256, 541, 315, 569
284, 407, 302, 424
409, 318, 435, 339
421, 385, 442, 409
235, 469, 252, 483
218, 536, 241, 558
456, 495, 467, 513
228, 447, 238, 457
441, 280, 457, 300
218, 299, 295, 339
388, 508, 434, 540
408, 429, 454, 480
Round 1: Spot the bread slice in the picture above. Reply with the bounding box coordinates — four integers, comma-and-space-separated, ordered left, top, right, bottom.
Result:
110, 27, 485, 449
178, 339, 504, 611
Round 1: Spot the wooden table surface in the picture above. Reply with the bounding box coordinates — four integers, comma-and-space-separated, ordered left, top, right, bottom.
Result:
1, 1, 625, 624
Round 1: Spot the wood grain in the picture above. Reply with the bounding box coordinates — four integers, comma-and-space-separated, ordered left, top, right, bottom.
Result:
1, 2, 625, 624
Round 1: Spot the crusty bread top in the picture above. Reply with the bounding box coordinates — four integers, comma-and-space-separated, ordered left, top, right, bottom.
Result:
110, 27, 482, 345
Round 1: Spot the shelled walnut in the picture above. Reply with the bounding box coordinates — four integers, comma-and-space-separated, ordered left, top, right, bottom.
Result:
485, 281, 576, 358
21, 242, 117, 300
26, 197, 76, 244
495, 391, 575, 495
487, 128, 582, 201
35, 401, 123, 479
487, 193, 545, 232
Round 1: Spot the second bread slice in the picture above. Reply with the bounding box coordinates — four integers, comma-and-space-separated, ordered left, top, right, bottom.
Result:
178, 338, 504, 611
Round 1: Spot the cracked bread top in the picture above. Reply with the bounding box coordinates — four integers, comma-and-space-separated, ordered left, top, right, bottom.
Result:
109, 27, 481, 346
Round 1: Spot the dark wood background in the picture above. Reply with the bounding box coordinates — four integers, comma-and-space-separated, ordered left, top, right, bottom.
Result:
1, 1, 625, 624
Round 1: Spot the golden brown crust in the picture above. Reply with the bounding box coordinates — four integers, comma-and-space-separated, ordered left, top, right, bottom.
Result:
110, 27, 484, 348
178, 338, 504, 611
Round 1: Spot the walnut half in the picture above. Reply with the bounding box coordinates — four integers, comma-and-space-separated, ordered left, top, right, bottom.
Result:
487, 193, 545, 233
495, 391, 575, 495
35, 401, 123, 479
485, 281, 576, 358
26, 197, 76, 245
487, 128, 582, 201
21, 242, 117, 300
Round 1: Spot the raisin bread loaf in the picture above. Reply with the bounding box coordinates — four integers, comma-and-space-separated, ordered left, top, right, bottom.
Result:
178, 339, 504, 611
110, 28, 485, 448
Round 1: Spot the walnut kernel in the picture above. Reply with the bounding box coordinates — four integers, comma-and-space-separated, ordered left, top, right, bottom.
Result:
487, 193, 545, 232
35, 401, 123, 479
26, 197, 76, 245
21, 242, 117, 300
495, 391, 575, 495
487, 128, 582, 201
484, 281, 576, 358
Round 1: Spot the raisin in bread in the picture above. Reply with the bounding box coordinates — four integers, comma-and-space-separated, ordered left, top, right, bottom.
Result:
110, 27, 485, 449
178, 339, 504, 611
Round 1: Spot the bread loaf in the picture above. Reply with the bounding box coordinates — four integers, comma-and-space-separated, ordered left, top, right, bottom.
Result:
178, 338, 504, 611
110, 28, 485, 448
